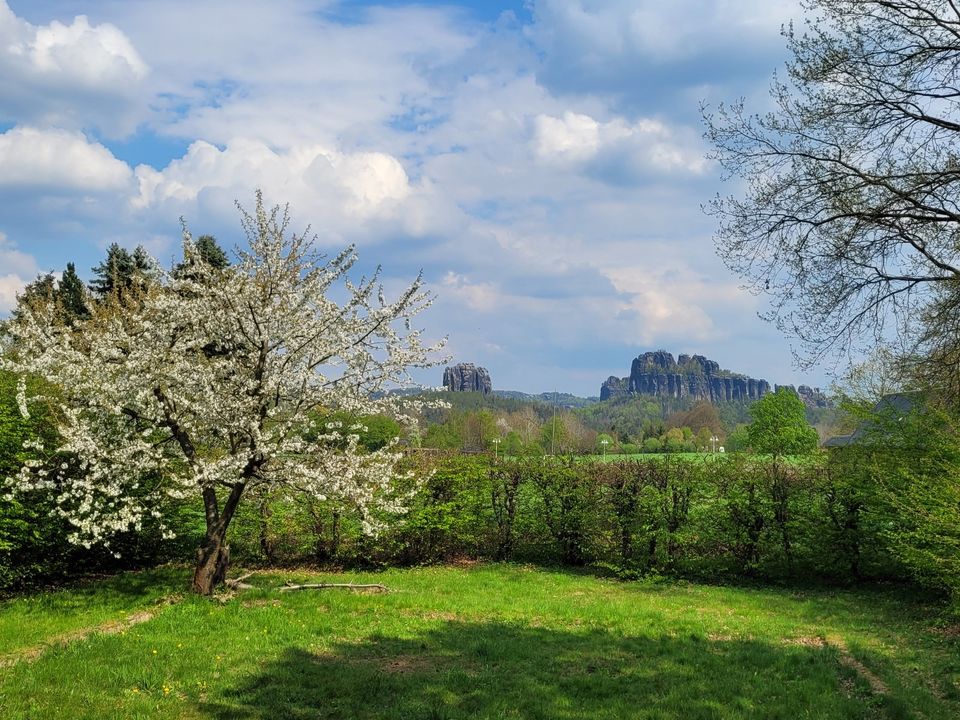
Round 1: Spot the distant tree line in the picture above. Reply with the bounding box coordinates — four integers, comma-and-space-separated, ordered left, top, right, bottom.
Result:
417, 388, 823, 457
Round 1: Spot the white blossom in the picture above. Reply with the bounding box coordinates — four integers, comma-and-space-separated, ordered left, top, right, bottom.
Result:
2, 192, 443, 550
15, 375, 29, 419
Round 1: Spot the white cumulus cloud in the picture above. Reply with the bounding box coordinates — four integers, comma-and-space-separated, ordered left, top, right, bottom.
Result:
0, 274, 26, 313
533, 111, 706, 180
0, 1, 148, 135
133, 138, 412, 223
532, 0, 797, 64
441, 271, 500, 312
0, 231, 40, 313
0, 126, 133, 190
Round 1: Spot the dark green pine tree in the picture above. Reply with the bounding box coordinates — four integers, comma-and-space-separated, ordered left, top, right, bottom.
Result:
174, 235, 230, 280
195, 235, 229, 270
89, 244, 158, 299
56, 262, 90, 322
89, 243, 135, 297
131, 245, 158, 279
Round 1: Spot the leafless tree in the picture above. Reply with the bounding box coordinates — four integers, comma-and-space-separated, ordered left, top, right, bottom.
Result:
704, 1, 960, 377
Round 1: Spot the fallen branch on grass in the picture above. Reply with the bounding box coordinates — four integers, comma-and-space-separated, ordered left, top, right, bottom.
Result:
279, 582, 388, 592
225, 571, 256, 591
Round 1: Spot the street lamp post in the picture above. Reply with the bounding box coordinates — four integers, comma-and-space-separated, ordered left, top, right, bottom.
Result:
492, 437, 502, 462
600, 438, 609, 459
710, 435, 719, 453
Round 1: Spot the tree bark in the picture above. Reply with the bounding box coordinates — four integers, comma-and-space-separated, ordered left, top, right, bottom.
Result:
192, 529, 230, 595
258, 499, 275, 564
191, 482, 245, 595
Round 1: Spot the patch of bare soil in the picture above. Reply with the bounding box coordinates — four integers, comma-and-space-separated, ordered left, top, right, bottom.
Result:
446, 557, 481, 569
930, 624, 960, 639
0, 595, 181, 669
380, 654, 439, 674
707, 632, 736, 642
784, 635, 888, 696
309, 650, 447, 675
830, 637, 889, 696
784, 635, 826, 648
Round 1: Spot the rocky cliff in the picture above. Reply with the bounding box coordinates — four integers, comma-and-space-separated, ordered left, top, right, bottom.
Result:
443, 363, 492, 394
600, 351, 771, 403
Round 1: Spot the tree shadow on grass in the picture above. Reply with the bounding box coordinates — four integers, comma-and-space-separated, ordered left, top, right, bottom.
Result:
200, 621, 898, 720
0, 566, 186, 614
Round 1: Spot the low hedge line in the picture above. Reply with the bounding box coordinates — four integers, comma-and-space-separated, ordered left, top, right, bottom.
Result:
230, 452, 907, 584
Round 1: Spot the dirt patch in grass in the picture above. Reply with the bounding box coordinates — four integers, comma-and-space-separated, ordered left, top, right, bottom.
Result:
837, 651, 889, 695
707, 632, 737, 642
447, 556, 481, 569
784, 635, 826, 648
930, 624, 960, 639
831, 638, 889, 696
380, 654, 440, 674
782, 635, 888, 695
396, 608, 465, 622
0, 595, 180, 669
309, 649, 448, 675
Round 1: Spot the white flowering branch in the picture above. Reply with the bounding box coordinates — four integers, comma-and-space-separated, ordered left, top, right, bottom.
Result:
2, 191, 444, 593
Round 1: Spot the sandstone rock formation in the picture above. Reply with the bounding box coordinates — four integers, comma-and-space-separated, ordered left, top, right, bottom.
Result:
443, 363, 492, 394
601, 350, 771, 403
599, 376, 629, 401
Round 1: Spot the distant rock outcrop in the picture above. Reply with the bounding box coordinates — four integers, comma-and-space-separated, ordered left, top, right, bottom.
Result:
599, 376, 629, 401
601, 350, 771, 403
443, 363, 492, 394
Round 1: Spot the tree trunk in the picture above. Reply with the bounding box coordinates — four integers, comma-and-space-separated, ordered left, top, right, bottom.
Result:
330, 509, 342, 558
192, 527, 230, 595
191, 482, 245, 595
258, 499, 275, 564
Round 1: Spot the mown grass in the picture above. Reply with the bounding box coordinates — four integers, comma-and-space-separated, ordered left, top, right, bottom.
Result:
0, 566, 187, 656
590, 452, 720, 462
587, 452, 820, 465
0, 564, 958, 719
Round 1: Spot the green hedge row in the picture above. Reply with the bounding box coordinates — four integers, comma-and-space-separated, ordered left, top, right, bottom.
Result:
228, 452, 910, 585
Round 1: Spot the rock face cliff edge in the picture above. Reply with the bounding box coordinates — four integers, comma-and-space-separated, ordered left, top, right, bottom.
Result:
600, 351, 829, 408
443, 363, 492, 394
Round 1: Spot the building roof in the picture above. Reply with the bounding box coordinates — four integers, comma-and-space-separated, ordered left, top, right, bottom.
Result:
821, 391, 921, 448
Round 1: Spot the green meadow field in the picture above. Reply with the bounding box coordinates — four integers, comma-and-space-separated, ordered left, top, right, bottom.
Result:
1, 564, 957, 719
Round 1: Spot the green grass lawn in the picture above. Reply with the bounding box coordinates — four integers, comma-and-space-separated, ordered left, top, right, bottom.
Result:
588, 452, 820, 465
0, 564, 957, 719
591, 452, 717, 462
0, 566, 187, 657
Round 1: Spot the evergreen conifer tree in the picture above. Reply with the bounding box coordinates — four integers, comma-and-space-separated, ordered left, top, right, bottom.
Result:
90, 244, 157, 299
173, 235, 230, 281
195, 235, 229, 270
57, 263, 89, 322
89, 244, 135, 297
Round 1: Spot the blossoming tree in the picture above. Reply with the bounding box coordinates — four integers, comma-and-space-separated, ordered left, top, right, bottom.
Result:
3, 194, 440, 594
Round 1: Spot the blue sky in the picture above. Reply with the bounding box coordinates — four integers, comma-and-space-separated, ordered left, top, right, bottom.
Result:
0, 0, 827, 396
